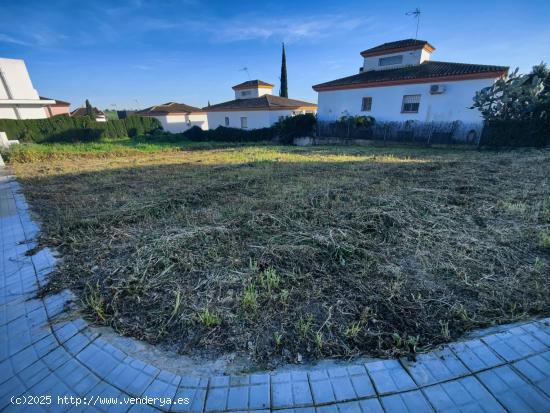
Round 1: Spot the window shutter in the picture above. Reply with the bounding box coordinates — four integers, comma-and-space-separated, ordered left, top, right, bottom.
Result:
361, 97, 372, 112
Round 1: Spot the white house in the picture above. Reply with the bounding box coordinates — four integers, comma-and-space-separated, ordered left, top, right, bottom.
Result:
70, 107, 107, 122
136, 102, 208, 132
313, 39, 508, 127
205, 80, 317, 130
0, 58, 55, 119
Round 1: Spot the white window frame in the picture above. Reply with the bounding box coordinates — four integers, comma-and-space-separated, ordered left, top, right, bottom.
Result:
240, 117, 248, 129
401, 94, 421, 113
224, 116, 229, 127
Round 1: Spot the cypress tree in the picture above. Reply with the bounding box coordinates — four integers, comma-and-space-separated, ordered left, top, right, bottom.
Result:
85, 99, 93, 117
279, 43, 288, 98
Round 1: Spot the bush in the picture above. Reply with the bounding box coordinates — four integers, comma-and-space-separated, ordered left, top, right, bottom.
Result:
274, 114, 316, 144
480, 120, 550, 148
183, 126, 273, 142
0, 116, 162, 143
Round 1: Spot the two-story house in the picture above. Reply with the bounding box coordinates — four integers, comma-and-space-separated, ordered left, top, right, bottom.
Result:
313, 39, 508, 127
205, 80, 317, 130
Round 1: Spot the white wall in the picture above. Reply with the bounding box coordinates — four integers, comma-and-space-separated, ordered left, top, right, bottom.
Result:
235, 87, 273, 99
316, 78, 496, 124
0, 58, 50, 119
0, 105, 48, 119
363, 49, 429, 72
207, 109, 309, 130
153, 113, 208, 133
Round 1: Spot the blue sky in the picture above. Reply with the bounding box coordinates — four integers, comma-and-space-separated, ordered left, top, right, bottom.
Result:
1, 0, 549, 110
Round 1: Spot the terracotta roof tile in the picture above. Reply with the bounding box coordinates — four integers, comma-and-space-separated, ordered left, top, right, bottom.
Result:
313, 61, 508, 91
360, 39, 433, 56
232, 80, 274, 90
135, 102, 204, 115
70, 107, 105, 117
204, 95, 316, 111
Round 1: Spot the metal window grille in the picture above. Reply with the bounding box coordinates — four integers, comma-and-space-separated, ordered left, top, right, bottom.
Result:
401, 94, 421, 113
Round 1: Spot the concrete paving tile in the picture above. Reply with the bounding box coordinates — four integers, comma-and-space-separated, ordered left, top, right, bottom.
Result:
482, 328, 547, 362
513, 351, 550, 397
450, 338, 504, 372
422, 376, 505, 412
365, 359, 416, 395
477, 365, 550, 412
380, 389, 434, 413
402, 347, 469, 386
271, 371, 313, 409
171, 385, 206, 412
521, 322, 550, 347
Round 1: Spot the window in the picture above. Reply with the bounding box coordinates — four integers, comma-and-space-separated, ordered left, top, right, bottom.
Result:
401, 94, 421, 113
224, 116, 229, 127
379, 55, 403, 66
240, 117, 248, 129
361, 97, 372, 112
241, 90, 251, 96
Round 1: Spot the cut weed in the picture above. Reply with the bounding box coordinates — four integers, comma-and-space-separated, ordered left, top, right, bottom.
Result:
11, 144, 550, 365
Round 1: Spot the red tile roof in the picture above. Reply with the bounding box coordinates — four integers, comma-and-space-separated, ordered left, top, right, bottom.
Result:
360, 39, 435, 57
232, 80, 274, 90
313, 61, 508, 91
70, 107, 105, 117
135, 102, 204, 116
204, 94, 316, 112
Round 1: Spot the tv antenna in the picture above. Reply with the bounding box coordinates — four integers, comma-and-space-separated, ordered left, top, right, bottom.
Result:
406, 8, 421, 40
240, 67, 251, 79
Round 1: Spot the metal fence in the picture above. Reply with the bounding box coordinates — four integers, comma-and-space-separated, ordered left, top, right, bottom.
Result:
316, 120, 483, 145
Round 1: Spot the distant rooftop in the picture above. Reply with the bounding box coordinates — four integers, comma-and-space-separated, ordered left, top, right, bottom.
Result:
360, 39, 435, 57
205, 94, 316, 112
232, 80, 274, 90
136, 102, 204, 115
40, 96, 70, 106
71, 107, 105, 117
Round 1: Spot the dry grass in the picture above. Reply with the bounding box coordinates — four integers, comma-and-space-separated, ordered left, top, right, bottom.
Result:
13, 145, 550, 367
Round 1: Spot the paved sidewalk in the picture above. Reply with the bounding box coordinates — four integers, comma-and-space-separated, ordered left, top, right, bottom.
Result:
1, 167, 550, 412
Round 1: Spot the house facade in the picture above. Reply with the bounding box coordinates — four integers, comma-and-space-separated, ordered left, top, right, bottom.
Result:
136, 102, 207, 132
205, 80, 317, 130
313, 40, 508, 128
42, 97, 71, 117
0, 58, 55, 119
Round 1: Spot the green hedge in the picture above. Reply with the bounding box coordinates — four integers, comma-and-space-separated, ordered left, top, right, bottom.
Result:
183, 125, 274, 142
480, 120, 550, 148
183, 114, 316, 144
274, 113, 316, 144
0, 115, 162, 143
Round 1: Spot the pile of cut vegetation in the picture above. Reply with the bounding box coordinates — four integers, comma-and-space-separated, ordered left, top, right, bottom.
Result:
14, 145, 550, 367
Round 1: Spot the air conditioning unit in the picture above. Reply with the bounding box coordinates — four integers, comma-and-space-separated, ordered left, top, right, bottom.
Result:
430, 84, 446, 94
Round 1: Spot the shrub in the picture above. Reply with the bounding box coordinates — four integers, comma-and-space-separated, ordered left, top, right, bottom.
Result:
479, 120, 550, 148
274, 114, 316, 144
0, 116, 162, 143
183, 126, 273, 142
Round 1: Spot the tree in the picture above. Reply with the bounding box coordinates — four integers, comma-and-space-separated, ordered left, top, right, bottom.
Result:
279, 43, 288, 98
85, 99, 94, 118
471, 67, 549, 122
